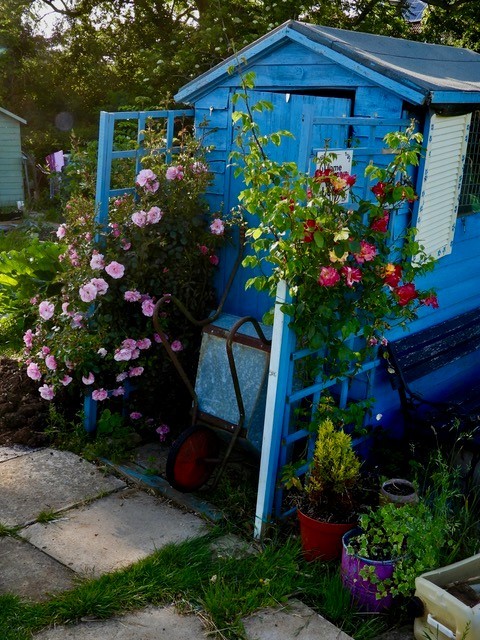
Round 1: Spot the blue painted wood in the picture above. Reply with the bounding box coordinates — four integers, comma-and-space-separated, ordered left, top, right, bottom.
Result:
94, 109, 194, 229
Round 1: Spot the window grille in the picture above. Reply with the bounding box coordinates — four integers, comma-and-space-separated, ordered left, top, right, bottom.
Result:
459, 110, 480, 216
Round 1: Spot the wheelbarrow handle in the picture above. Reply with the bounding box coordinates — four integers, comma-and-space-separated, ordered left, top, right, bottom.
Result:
152, 295, 199, 424
208, 316, 271, 489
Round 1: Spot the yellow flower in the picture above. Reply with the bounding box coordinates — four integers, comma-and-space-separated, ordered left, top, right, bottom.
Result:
329, 250, 349, 263
333, 227, 350, 242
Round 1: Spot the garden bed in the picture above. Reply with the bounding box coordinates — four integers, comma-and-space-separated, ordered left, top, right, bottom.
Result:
0, 358, 49, 447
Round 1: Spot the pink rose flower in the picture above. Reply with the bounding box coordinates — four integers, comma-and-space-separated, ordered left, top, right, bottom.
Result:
129, 366, 144, 377
97, 347, 107, 357
166, 165, 184, 181
61, 302, 70, 315
92, 389, 108, 401
130, 412, 142, 420
354, 240, 377, 264
90, 252, 105, 270
114, 348, 132, 362
318, 266, 340, 287
116, 372, 128, 382
199, 245, 209, 255
56, 224, 66, 239
131, 210, 147, 227
192, 162, 207, 174
124, 290, 141, 302
41, 346, 50, 356
147, 206, 163, 224
23, 329, 34, 349
136, 169, 157, 187
71, 313, 84, 328
82, 372, 95, 385
90, 278, 108, 295
141, 299, 155, 317
210, 219, 225, 235
45, 355, 57, 371
79, 282, 98, 303
209, 254, 219, 266
112, 386, 125, 396
26, 362, 42, 381
171, 340, 183, 352
39, 384, 55, 401
121, 239, 131, 251
39, 301, 54, 321
156, 424, 170, 442
121, 338, 137, 351
136, 338, 151, 350
60, 375, 72, 386
105, 261, 125, 279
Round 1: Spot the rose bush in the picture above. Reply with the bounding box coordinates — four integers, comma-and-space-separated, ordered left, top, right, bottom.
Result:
232, 88, 437, 380
23, 130, 228, 430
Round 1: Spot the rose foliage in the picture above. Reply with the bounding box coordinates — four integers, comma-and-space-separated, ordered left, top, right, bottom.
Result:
232, 89, 437, 380
23, 130, 227, 422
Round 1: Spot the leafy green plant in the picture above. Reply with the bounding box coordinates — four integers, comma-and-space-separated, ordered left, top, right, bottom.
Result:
346, 451, 465, 599
0, 236, 63, 349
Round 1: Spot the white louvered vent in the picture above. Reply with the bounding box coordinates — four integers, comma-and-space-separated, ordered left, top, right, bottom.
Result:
415, 112, 471, 259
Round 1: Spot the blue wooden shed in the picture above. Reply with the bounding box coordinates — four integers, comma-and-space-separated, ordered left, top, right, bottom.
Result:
173, 21, 480, 534
95, 21, 480, 536
0, 107, 26, 208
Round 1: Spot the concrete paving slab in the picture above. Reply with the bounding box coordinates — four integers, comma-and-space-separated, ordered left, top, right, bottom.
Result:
133, 442, 168, 475
22, 488, 207, 577
0, 444, 38, 462
242, 599, 354, 640
33, 605, 207, 639
0, 448, 125, 527
0, 536, 75, 601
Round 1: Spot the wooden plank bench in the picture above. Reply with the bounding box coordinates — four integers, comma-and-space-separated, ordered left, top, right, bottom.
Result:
383, 307, 480, 448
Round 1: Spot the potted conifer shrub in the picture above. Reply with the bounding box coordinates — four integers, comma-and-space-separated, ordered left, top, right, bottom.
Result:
286, 417, 363, 561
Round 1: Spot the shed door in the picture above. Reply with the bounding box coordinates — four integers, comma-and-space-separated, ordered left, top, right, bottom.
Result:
222, 91, 352, 320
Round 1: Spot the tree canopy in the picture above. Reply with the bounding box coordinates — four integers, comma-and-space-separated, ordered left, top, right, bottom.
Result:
0, 0, 478, 163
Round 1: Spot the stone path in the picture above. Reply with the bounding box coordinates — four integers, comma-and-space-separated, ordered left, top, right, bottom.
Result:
0, 445, 413, 639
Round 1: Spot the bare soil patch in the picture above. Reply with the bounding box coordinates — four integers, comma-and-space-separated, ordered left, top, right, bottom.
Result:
0, 358, 49, 447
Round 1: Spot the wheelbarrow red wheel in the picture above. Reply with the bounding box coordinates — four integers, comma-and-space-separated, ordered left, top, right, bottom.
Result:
166, 425, 220, 492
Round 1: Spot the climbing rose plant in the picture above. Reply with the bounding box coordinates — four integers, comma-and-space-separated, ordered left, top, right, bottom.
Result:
232, 91, 437, 379
23, 132, 227, 418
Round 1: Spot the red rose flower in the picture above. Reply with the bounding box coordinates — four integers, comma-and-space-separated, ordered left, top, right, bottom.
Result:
396, 283, 417, 306
384, 263, 402, 288
338, 171, 356, 187
371, 211, 390, 233
372, 182, 387, 199
423, 295, 439, 309
303, 219, 317, 243
314, 168, 333, 183
341, 266, 362, 287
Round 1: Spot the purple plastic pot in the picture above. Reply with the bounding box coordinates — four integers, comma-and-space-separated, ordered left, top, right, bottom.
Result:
341, 528, 396, 612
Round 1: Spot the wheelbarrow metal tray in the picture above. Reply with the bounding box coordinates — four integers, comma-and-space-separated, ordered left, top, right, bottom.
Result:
194, 314, 272, 454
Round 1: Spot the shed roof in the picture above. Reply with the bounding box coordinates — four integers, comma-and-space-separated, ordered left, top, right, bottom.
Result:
0, 107, 26, 125
175, 20, 480, 110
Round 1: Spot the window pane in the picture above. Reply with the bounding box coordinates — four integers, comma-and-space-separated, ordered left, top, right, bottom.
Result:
459, 110, 480, 216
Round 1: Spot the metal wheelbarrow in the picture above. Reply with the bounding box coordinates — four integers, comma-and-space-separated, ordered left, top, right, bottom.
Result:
153, 300, 272, 492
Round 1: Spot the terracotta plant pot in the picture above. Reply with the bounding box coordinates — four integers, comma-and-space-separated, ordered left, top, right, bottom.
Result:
380, 478, 418, 506
298, 509, 354, 562
341, 528, 397, 612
